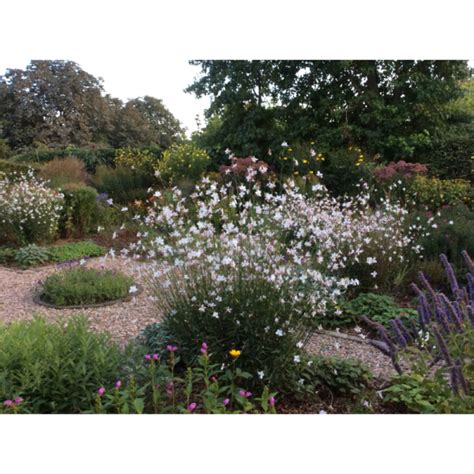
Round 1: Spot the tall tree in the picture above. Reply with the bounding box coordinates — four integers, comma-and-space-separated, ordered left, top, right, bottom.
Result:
0, 60, 111, 149
187, 60, 471, 161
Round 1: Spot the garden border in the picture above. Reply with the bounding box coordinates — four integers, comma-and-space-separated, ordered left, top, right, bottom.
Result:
32, 284, 143, 309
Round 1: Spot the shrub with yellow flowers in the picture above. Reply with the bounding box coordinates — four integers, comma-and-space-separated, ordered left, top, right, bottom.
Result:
114, 147, 160, 174
157, 143, 210, 186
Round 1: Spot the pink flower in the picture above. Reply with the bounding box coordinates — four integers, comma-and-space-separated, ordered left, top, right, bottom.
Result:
187, 402, 197, 413
115, 380, 122, 390
269, 396, 276, 407
166, 345, 178, 352
239, 390, 252, 398
223, 399, 230, 406
200, 342, 208, 354
153, 354, 160, 360
14, 396, 24, 405
97, 387, 106, 397
3, 400, 14, 408
144, 354, 152, 360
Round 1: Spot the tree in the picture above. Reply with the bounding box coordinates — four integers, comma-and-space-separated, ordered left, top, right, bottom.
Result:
187, 60, 471, 162
0, 60, 112, 149
110, 96, 184, 149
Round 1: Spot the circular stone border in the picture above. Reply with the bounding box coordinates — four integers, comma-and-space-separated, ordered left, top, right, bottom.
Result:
32, 284, 143, 309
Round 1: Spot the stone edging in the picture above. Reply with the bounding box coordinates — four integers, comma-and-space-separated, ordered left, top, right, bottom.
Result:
32, 284, 143, 309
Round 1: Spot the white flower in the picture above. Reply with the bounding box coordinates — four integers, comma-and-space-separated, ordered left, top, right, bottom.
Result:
106, 198, 113, 206
97, 226, 104, 232
281, 141, 288, 147
448, 220, 454, 225
79, 258, 86, 266
121, 207, 128, 212
366, 257, 377, 265
275, 329, 284, 337
319, 410, 327, 415
296, 341, 304, 349
212, 311, 219, 319
257, 371, 265, 379
293, 355, 301, 363
129, 285, 138, 294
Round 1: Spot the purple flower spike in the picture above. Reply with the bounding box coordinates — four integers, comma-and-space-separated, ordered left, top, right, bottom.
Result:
153, 354, 160, 360
3, 400, 14, 408
223, 398, 230, 406
14, 397, 24, 405
200, 342, 208, 354
115, 380, 122, 390
269, 396, 276, 407
187, 402, 197, 413
97, 387, 106, 397
144, 354, 152, 361
166, 345, 178, 353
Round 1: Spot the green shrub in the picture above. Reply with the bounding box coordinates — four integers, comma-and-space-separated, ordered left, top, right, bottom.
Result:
158, 143, 210, 186
115, 147, 161, 174
40, 266, 134, 306
138, 322, 175, 356
93, 165, 154, 204
407, 175, 472, 210
383, 373, 474, 414
48, 241, 106, 263
301, 356, 372, 397
0, 316, 122, 413
59, 184, 98, 238
417, 205, 474, 271
0, 159, 39, 178
0, 247, 16, 265
343, 293, 417, 329
0, 139, 11, 160
14, 245, 52, 268
12, 147, 116, 172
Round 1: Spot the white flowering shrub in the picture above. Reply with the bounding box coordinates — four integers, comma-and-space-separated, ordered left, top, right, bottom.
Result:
0, 171, 64, 245
127, 170, 427, 387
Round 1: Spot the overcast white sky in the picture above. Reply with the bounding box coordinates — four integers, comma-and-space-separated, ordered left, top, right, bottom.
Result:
0, 0, 472, 137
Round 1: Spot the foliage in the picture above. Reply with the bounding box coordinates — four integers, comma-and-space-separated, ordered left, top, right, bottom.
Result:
187, 60, 470, 161
292, 355, 372, 398
0, 139, 11, 160
12, 146, 116, 173
0, 316, 122, 414
14, 244, 51, 268
93, 165, 154, 204
0, 247, 17, 265
138, 323, 175, 356
0, 158, 38, 177
59, 184, 98, 238
40, 266, 134, 306
372, 160, 428, 183
0, 61, 183, 152
48, 241, 106, 263
417, 205, 474, 271
158, 143, 210, 186
343, 292, 418, 329
367, 253, 474, 413
127, 173, 428, 388
114, 147, 160, 174
407, 175, 472, 210
39, 157, 88, 188
0, 170, 64, 245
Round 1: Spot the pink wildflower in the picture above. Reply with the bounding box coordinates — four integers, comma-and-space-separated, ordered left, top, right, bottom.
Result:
3, 400, 14, 408
166, 345, 178, 352
187, 402, 197, 413
97, 387, 106, 397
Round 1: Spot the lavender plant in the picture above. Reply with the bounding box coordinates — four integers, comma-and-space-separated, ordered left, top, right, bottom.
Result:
365, 252, 474, 412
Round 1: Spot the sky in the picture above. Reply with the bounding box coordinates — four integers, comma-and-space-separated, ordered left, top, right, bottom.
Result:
0, 0, 472, 138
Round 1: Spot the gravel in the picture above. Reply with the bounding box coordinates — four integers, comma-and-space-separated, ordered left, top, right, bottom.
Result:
0, 258, 396, 379
0, 257, 159, 345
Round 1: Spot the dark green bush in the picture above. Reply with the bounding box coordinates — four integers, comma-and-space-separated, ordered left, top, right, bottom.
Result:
41, 266, 133, 306
343, 292, 417, 329
0, 139, 11, 160
0, 316, 122, 413
292, 355, 372, 398
14, 244, 51, 267
0, 247, 16, 264
59, 184, 98, 238
93, 165, 154, 204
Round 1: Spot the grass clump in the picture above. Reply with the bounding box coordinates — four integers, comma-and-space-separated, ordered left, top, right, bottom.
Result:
41, 266, 134, 306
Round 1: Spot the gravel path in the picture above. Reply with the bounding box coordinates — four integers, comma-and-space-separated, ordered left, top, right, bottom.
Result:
0, 257, 159, 344
0, 259, 395, 379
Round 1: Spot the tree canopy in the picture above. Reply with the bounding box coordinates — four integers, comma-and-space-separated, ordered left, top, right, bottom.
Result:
187, 60, 472, 162
0, 60, 184, 151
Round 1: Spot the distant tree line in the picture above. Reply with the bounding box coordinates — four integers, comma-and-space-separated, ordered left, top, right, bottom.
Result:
0, 60, 184, 152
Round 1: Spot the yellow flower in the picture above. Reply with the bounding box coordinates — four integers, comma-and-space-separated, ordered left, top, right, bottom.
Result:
288, 148, 293, 152
308, 170, 314, 174
294, 171, 299, 175
283, 157, 288, 161
303, 159, 308, 164
229, 349, 241, 358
